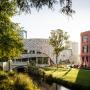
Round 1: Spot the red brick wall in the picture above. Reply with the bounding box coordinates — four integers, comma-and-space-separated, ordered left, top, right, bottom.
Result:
80, 31, 90, 67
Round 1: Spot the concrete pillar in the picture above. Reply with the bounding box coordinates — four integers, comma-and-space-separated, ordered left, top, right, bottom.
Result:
84, 57, 87, 68
3, 62, 8, 71
36, 57, 38, 66
48, 58, 51, 66
86, 57, 89, 67
27, 59, 29, 66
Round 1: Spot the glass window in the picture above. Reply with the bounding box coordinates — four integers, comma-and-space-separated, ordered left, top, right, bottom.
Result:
82, 35, 88, 42
37, 57, 42, 64
82, 46, 88, 53
43, 57, 48, 64
37, 51, 42, 54
29, 50, 35, 54
22, 58, 28, 62
29, 58, 36, 65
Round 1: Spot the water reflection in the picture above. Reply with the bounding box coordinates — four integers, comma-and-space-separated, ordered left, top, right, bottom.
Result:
40, 83, 70, 90
29, 73, 70, 90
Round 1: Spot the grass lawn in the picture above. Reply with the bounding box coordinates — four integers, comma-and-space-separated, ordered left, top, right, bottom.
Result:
40, 66, 90, 87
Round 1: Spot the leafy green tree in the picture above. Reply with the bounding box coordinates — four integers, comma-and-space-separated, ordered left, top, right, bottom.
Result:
0, 0, 23, 61
15, 0, 74, 15
49, 29, 69, 68
0, 22, 23, 61
0, 0, 72, 62
0, 0, 17, 17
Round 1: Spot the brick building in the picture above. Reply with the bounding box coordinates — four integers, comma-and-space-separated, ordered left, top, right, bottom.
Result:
80, 31, 90, 68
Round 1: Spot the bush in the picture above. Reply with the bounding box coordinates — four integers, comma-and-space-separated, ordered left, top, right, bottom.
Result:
0, 71, 40, 90
13, 73, 40, 90
0, 71, 14, 90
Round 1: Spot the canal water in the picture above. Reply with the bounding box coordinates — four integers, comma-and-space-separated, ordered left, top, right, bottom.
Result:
31, 75, 70, 90
28, 70, 70, 90
40, 83, 70, 90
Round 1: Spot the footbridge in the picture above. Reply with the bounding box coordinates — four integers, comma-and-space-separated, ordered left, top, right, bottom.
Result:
0, 61, 29, 71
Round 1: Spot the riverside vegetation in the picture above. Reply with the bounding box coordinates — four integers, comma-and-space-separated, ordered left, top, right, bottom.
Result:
28, 65, 90, 90
40, 65, 90, 90
1, 65, 90, 90
0, 70, 40, 90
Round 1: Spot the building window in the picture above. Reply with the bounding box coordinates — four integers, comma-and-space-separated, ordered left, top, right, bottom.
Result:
29, 57, 36, 65
29, 50, 35, 54
37, 51, 42, 54
38, 57, 42, 64
22, 58, 28, 61
43, 57, 48, 64
37, 57, 48, 64
82, 46, 88, 53
82, 35, 88, 42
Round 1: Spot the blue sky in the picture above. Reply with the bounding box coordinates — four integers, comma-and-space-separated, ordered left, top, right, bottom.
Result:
12, 0, 90, 43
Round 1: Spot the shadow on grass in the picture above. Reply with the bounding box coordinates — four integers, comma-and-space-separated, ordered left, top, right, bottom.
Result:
62, 68, 72, 77
42, 67, 58, 73
42, 66, 68, 74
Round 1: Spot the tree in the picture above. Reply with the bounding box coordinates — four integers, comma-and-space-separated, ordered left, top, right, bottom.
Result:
0, 0, 17, 17
49, 29, 69, 68
0, 22, 23, 61
0, 0, 23, 61
15, 0, 75, 16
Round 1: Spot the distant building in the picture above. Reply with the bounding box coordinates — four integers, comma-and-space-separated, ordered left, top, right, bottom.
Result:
17, 39, 78, 66
80, 31, 90, 68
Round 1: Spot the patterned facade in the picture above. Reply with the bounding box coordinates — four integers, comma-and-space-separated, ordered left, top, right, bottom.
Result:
18, 39, 78, 66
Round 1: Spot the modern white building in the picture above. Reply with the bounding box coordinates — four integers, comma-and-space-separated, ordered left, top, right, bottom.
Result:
16, 38, 78, 66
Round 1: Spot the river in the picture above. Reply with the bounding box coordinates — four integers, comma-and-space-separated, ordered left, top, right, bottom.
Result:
40, 83, 70, 90
31, 75, 70, 90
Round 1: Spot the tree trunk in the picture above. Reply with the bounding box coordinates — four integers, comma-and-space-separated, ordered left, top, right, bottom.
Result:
56, 54, 58, 69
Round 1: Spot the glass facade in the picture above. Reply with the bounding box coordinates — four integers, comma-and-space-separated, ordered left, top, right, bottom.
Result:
43, 57, 48, 64
37, 57, 48, 64
37, 57, 42, 64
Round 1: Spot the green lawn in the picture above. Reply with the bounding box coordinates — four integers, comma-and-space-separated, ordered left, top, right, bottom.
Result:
41, 66, 90, 87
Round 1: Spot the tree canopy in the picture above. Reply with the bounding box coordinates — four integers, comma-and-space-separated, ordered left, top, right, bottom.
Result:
9, 0, 74, 15
0, 0, 17, 17
0, 21, 23, 61
0, 0, 73, 61
49, 29, 69, 67
0, 0, 23, 61
16, 0, 74, 15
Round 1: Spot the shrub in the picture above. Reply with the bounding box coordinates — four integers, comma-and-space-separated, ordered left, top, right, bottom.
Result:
13, 73, 40, 90
0, 71, 40, 90
0, 71, 14, 90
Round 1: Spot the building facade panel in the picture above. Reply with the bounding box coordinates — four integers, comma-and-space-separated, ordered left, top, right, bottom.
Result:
18, 39, 78, 66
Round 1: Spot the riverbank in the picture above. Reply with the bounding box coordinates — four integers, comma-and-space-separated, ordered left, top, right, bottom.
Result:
28, 65, 90, 90
40, 66, 90, 90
